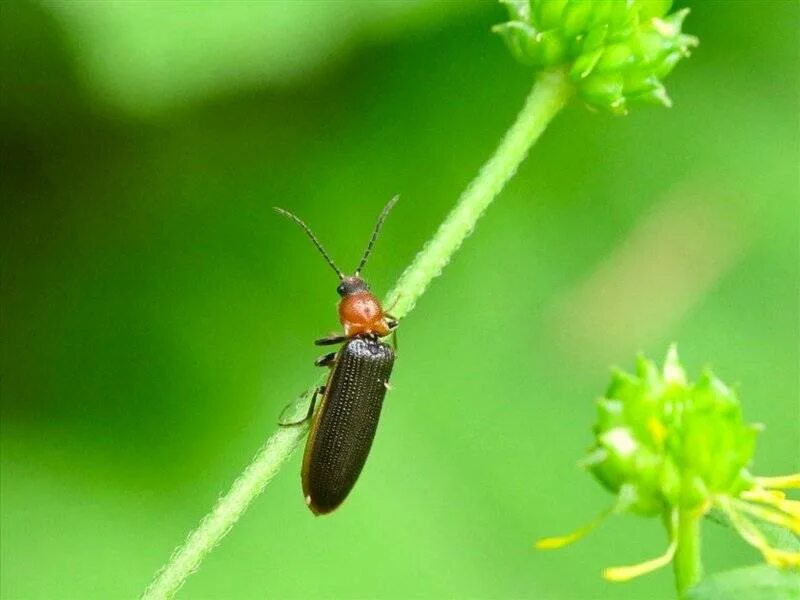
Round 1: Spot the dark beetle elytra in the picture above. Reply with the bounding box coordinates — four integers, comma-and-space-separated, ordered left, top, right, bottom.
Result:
302, 337, 394, 514
274, 196, 399, 515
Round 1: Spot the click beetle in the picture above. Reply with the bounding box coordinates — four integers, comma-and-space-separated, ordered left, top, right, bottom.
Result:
274, 196, 399, 515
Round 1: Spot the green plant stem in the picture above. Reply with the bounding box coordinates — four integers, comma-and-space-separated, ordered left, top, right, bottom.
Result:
141, 417, 309, 600
673, 508, 703, 598
384, 68, 572, 318
141, 67, 572, 600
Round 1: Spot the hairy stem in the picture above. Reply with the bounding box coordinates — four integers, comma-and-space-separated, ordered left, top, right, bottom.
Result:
384, 68, 572, 318
141, 68, 572, 600
141, 415, 309, 600
673, 508, 703, 598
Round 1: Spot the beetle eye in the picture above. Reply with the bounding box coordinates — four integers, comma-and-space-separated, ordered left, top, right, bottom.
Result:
336, 283, 346, 295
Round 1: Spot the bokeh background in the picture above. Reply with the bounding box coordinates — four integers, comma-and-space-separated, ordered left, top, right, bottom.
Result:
1, 1, 798, 599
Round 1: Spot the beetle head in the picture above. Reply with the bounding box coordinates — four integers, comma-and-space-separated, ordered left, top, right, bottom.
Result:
337, 276, 369, 297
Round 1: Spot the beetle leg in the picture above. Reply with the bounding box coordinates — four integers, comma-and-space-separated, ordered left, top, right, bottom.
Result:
315, 352, 336, 368
315, 333, 348, 346
278, 386, 323, 427
390, 328, 398, 353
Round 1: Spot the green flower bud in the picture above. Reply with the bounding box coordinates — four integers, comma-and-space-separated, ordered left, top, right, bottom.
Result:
586, 347, 758, 515
494, 0, 698, 114
537, 346, 800, 581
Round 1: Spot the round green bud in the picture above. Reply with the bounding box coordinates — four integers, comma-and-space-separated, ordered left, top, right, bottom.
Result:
494, 0, 698, 114
584, 347, 759, 516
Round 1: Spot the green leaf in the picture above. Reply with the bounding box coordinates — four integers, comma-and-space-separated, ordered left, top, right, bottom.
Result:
685, 565, 800, 600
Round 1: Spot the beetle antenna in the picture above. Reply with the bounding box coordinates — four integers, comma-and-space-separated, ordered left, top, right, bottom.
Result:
274, 207, 344, 279
355, 195, 399, 275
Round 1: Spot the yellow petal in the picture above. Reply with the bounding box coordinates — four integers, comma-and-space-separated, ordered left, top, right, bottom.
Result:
733, 499, 800, 534
756, 474, 800, 490
742, 488, 800, 520
602, 510, 678, 582
718, 496, 800, 568
763, 547, 800, 569
718, 497, 766, 546
603, 538, 677, 582
741, 488, 786, 503
774, 499, 800, 519
536, 508, 610, 550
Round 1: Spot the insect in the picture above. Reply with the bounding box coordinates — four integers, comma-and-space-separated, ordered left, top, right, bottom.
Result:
274, 196, 399, 515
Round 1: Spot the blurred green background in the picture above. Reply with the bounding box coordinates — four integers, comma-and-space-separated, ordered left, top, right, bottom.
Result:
1, 1, 798, 599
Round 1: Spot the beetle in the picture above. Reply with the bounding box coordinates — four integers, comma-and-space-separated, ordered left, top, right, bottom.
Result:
274, 196, 399, 515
